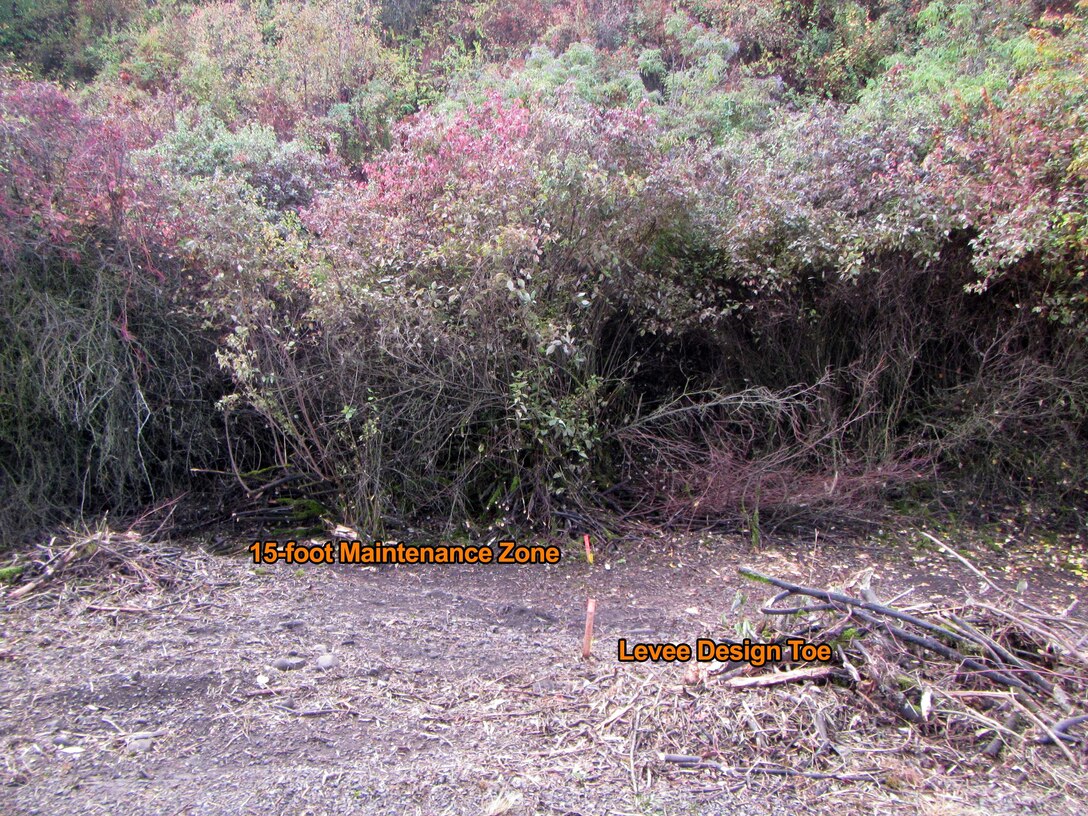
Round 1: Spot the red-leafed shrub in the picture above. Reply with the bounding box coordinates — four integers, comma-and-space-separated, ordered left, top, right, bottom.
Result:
922, 31, 1088, 330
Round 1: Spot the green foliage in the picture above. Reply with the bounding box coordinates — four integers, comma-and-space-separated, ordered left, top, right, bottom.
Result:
638, 47, 666, 77
150, 112, 329, 209
380, 0, 436, 37
0, 0, 143, 79
681, 0, 910, 101
92, 0, 410, 146
854, 0, 1037, 126
0, 0, 70, 74
317, 76, 416, 163
505, 42, 645, 105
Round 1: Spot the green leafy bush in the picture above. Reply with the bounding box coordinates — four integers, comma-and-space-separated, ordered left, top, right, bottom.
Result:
150, 112, 330, 209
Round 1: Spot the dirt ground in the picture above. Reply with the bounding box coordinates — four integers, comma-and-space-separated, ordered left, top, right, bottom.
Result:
2, 526, 1087, 816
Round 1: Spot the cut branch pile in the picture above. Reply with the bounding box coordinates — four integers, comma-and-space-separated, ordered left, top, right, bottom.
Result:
4, 524, 200, 604
736, 554, 1088, 764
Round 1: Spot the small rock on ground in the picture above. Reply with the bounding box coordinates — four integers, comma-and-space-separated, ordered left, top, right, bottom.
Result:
272, 657, 306, 671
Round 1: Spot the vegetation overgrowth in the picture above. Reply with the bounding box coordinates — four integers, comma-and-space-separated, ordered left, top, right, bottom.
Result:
2, 0, 1086, 541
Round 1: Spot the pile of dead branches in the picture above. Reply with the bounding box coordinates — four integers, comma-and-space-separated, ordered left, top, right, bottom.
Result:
734, 542, 1088, 764
4, 523, 200, 604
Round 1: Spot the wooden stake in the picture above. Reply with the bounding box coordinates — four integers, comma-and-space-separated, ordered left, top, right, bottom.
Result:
582, 598, 596, 659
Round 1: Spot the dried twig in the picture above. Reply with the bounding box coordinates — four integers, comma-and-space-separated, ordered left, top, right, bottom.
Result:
660, 753, 880, 783
724, 665, 837, 689
740, 567, 1032, 692
1037, 714, 1088, 746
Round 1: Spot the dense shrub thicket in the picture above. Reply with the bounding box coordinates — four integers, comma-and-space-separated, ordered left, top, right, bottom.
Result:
0, 79, 223, 536
2, 0, 1086, 539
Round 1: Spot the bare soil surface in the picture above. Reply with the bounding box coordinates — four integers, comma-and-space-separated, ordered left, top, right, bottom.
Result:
2, 527, 1087, 815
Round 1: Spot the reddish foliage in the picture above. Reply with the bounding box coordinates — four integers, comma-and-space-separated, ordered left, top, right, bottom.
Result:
305, 92, 676, 283
925, 88, 1087, 283
0, 79, 168, 280
619, 417, 926, 529
480, 0, 556, 47
368, 93, 533, 210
